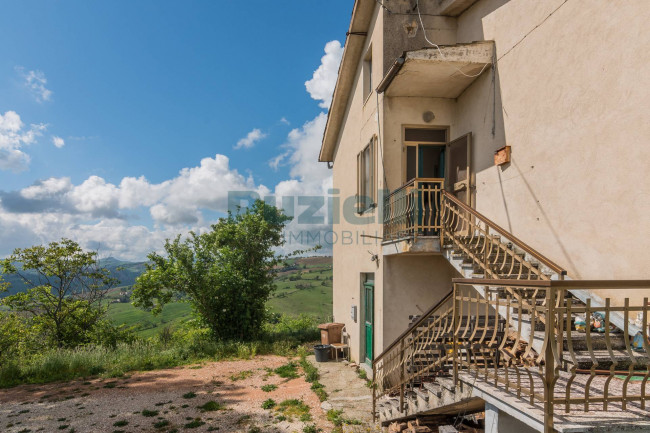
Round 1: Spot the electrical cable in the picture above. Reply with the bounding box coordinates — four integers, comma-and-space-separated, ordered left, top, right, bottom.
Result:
416, 0, 491, 79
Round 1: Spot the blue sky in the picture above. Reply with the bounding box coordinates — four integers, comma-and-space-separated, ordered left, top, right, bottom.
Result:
0, 1, 349, 260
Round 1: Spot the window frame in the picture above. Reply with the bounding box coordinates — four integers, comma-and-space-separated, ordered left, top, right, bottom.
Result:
357, 136, 377, 214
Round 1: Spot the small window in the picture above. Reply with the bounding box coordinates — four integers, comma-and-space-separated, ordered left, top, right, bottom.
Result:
357, 138, 376, 212
363, 47, 373, 101
404, 128, 447, 143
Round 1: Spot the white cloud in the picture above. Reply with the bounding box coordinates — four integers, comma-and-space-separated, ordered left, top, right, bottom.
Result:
0, 110, 46, 172
51, 136, 65, 148
234, 128, 267, 149
280, 117, 290, 125
16, 67, 53, 103
21, 177, 72, 200
305, 40, 343, 109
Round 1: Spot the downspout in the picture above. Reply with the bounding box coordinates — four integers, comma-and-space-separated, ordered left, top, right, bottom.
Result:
376, 56, 405, 94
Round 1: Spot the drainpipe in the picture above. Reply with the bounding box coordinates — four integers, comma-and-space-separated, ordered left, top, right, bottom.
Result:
376, 57, 405, 94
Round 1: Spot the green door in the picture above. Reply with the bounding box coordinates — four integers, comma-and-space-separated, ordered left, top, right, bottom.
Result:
364, 281, 374, 364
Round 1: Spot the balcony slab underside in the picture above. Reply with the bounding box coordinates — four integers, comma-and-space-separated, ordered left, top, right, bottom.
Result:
381, 371, 650, 432
382, 42, 494, 98
382, 236, 442, 256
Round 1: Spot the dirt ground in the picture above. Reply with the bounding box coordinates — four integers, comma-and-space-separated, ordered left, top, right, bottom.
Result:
0, 356, 334, 433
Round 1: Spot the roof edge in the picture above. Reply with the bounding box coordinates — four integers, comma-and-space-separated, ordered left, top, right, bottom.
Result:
319, 0, 376, 163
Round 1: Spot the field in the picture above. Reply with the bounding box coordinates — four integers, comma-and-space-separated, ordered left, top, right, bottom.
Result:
106, 256, 333, 337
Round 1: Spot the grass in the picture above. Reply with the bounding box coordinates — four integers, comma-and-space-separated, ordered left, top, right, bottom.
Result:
261, 398, 276, 409
327, 409, 362, 428
0, 330, 312, 388
112, 420, 128, 427
182, 391, 197, 399
274, 362, 299, 379
107, 301, 192, 338
274, 399, 311, 421
229, 370, 253, 381
298, 349, 327, 402
198, 401, 225, 411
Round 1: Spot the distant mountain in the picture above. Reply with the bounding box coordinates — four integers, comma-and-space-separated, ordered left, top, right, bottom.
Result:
0, 258, 148, 297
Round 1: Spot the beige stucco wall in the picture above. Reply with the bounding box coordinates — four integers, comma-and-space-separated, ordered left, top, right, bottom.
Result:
383, 255, 458, 345
452, 0, 650, 284
331, 2, 385, 364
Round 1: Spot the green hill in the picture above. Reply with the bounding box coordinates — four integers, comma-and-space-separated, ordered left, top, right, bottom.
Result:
0, 257, 147, 297
1, 255, 333, 338
105, 256, 332, 337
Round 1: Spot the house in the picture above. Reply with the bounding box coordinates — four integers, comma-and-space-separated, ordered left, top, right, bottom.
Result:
319, 0, 650, 432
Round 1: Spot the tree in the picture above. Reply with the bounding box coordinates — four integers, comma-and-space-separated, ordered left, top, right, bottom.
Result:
132, 200, 301, 340
1, 239, 119, 348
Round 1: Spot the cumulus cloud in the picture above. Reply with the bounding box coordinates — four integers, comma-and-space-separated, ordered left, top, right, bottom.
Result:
0, 110, 46, 172
51, 136, 65, 148
305, 40, 343, 109
16, 67, 53, 103
0, 154, 270, 225
234, 128, 267, 149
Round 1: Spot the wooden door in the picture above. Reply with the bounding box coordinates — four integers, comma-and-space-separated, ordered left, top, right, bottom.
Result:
446, 133, 472, 205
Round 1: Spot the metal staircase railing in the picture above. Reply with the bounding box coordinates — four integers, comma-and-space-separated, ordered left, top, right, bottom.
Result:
373, 279, 650, 432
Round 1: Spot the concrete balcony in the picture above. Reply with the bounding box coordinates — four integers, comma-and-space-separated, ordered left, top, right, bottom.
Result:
377, 41, 494, 99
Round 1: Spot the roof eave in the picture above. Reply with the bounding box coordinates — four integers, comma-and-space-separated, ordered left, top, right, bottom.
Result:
319, 0, 376, 163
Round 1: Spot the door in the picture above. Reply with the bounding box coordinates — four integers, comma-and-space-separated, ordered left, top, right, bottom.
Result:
446, 133, 472, 205
364, 281, 374, 364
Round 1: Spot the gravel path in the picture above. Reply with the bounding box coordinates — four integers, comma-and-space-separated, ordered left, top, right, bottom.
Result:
0, 355, 333, 433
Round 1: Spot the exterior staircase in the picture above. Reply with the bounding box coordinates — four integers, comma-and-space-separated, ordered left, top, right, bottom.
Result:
375, 188, 650, 432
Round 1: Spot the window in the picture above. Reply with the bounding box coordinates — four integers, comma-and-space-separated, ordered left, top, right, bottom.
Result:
357, 137, 376, 213
363, 47, 373, 101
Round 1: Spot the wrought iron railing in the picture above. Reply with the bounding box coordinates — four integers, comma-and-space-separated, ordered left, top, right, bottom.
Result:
440, 191, 566, 280
382, 178, 444, 242
373, 279, 650, 432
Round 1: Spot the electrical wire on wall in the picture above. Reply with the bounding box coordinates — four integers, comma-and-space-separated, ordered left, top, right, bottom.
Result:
416, 0, 492, 79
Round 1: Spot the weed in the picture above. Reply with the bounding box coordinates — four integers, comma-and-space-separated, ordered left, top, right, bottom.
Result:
153, 419, 170, 429
261, 398, 276, 409
184, 418, 205, 429
229, 370, 253, 381
303, 425, 321, 433
260, 384, 278, 392
275, 399, 310, 421
274, 362, 299, 379
103, 382, 117, 389
182, 391, 197, 399
141, 409, 159, 417
112, 420, 128, 427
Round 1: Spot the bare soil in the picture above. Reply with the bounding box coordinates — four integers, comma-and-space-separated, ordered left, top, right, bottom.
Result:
0, 355, 333, 433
